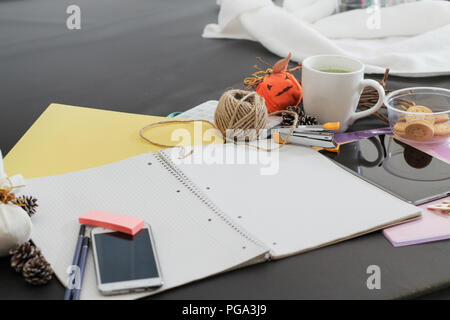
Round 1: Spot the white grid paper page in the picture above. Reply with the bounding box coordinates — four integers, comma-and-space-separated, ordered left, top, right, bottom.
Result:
175, 100, 219, 123
163, 144, 421, 259
24, 152, 268, 300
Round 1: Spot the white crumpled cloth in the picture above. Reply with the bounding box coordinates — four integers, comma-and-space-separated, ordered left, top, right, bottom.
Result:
204, 0, 450, 77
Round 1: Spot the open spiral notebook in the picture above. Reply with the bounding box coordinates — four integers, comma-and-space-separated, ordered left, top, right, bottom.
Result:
24, 143, 420, 299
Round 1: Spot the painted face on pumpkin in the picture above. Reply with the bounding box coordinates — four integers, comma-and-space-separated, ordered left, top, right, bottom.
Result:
256, 72, 303, 114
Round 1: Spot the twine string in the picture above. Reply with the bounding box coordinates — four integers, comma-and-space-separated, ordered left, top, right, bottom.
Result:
139, 119, 220, 159
243, 69, 272, 89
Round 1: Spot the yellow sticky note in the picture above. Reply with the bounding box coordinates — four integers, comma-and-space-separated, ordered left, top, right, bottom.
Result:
4, 104, 221, 178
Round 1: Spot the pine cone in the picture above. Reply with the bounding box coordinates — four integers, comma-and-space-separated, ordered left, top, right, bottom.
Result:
281, 106, 300, 126
9, 241, 41, 273
299, 114, 318, 126
16, 196, 38, 217
281, 106, 318, 126
22, 256, 53, 286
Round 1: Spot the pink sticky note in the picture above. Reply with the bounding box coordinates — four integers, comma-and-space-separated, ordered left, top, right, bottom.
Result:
383, 197, 450, 247
79, 210, 145, 235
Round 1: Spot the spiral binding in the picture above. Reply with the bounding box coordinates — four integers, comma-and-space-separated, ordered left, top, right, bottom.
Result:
154, 150, 267, 250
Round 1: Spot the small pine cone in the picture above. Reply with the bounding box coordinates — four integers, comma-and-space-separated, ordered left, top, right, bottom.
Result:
22, 256, 53, 286
281, 106, 301, 126
16, 196, 38, 217
299, 115, 318, 126
281, 106, 318, 127
9, 241, 41, 273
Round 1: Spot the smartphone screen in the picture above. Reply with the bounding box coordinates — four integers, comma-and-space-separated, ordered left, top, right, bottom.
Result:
93, 228, 160, 284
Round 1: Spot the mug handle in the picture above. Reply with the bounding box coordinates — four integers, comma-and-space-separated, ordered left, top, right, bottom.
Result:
349, 79, 385, 123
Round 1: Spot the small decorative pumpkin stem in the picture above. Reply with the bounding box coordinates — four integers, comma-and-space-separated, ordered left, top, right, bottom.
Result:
272, 53, 292, 73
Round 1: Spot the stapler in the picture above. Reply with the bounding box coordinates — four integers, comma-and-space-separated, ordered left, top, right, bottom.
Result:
272, 122, 340, 150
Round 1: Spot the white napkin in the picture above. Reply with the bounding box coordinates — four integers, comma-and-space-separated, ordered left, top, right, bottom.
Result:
203, 0, 450, 77
284, 0, 339, 23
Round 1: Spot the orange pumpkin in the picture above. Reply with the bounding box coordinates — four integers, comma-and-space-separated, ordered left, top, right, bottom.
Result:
256, 71, 303, 114
249, 53, 303, 114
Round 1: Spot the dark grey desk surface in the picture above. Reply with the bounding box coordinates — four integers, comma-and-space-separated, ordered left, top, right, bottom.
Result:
1, 0, 449, 300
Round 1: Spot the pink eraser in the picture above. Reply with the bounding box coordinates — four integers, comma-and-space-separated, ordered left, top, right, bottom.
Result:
79, 210, 145, 235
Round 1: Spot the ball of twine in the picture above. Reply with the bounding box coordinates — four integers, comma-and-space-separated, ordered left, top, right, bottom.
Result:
140, 89, 298, 155
214, 89, 267, 141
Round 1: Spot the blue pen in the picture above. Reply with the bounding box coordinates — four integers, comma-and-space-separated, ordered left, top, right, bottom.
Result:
72, 237, 90, 300
64, 225, 86, 300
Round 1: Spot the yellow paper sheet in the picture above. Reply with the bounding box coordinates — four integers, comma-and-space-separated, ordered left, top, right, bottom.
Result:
4, 103, 221, 178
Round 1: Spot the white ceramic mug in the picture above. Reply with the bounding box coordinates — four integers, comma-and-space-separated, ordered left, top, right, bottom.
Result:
302, 55, 385, 132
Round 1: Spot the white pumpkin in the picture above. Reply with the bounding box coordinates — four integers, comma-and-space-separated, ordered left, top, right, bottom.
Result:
0, 203, 32, 257
0, 149, 32, 257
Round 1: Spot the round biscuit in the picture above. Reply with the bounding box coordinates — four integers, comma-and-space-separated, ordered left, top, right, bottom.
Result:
404, 120, 434, 141
405, 105, 435, 124
406, 105, 433, 113
393, 122, 407, 137
434, 113, 449, 124
433, 123, 450, 136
